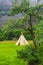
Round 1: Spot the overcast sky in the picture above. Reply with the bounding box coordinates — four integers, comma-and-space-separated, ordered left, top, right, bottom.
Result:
30, 0, 43, 5
0, 0, 43, 6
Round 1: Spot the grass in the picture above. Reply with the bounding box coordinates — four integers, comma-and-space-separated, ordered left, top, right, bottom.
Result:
0, 41, 31, 65
0, 40, 33, 65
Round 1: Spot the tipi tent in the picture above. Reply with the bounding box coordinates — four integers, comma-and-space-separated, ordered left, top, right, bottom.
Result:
16, 33, 29, 45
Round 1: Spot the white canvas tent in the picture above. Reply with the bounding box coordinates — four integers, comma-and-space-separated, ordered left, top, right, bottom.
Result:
16, 33, 29, 45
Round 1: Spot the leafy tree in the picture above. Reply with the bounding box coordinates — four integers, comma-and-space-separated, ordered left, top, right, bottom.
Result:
10, 0, 43, 65
1, 20, 15, 40
0, 19, 32, 40
34, 20, 43, 45
10, 0, 43, 47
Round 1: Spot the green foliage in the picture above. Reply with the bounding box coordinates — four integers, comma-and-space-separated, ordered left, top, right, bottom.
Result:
10, 0, 29, 15
0, 29, 3, 40
0, 19, 32, 40
10, 0, 43, 47
0, 20, 15, 40
17, 44, 43, 65
0, 19, 43, 41
0, 41, 43, 65
11, 0, 43, 20
34, 20, 43, 44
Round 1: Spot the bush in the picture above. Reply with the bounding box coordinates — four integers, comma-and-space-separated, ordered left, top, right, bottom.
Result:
17, 44, 43, 65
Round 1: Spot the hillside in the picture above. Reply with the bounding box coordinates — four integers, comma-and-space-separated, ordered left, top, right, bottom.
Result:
0, 0, 13, 10
0, 14, 23, 27
0, 0, 13, 16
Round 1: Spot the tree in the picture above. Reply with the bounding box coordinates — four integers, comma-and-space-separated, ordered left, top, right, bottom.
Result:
10, 0, 43, 47
0, 18, 31, 40
34, 20, 43, 45
0, 20, 15, 40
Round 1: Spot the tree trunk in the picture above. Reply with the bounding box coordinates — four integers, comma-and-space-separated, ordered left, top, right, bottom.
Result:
30, 28, 36, 47
29, 15, 37, 48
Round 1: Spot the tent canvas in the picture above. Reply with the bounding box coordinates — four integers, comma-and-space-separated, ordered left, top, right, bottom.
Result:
16, 34, 29, 45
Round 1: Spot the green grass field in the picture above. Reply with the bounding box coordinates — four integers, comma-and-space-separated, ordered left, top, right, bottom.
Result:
0, 41, 32, 65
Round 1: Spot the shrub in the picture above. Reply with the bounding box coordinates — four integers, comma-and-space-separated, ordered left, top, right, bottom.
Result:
17, 44, 43, 65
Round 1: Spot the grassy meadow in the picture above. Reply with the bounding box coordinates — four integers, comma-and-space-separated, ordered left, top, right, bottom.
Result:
0, 41, 32, 65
